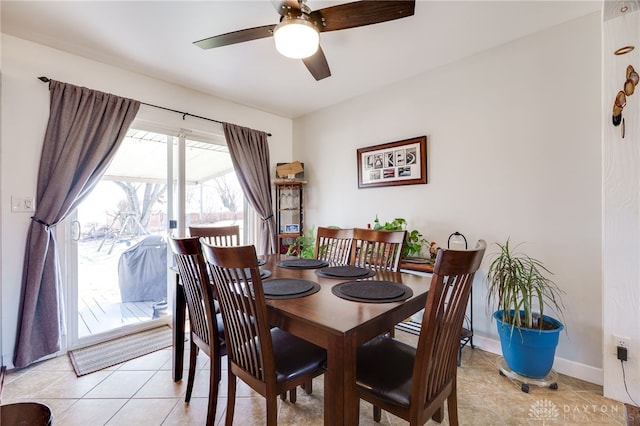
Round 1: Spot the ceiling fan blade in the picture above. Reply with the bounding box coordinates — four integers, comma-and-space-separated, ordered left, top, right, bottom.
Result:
194, 24, 276, 50
272, 0, 302, 16
309, 0, 415, 32
303, 46, 331, 81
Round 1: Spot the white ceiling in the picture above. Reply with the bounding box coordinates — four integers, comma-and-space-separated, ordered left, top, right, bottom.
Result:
1, 1, 601, 119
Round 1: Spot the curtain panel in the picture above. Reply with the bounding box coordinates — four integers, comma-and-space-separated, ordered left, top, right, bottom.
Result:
223, 123, 277, 255
14, 81, 140, 367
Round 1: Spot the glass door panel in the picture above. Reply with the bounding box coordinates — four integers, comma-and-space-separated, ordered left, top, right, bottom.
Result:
73, 129, 171, 343
183, 139, 245, 240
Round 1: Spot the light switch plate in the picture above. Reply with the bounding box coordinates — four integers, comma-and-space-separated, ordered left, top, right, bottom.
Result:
11, 196, 36, 213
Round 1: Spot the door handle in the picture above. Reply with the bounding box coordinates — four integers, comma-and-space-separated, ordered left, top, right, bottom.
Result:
72, 220, 81, 242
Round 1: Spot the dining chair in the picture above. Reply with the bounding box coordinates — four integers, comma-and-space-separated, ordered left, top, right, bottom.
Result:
201, 243, 327, 426
355, 240, 486, 426
350, 228, 407, 272
168, 236, 225, 426
189, 224, 240, 246
315, 226, 354, 265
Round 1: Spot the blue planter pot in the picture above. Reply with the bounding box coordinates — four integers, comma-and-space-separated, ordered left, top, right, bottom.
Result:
494, 310, 563, 378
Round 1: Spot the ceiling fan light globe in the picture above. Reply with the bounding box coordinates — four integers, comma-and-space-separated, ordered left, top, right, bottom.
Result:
274, 18, 319, 59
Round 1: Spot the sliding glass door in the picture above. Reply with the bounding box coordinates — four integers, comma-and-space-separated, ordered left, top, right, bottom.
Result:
62, 121, 246, 349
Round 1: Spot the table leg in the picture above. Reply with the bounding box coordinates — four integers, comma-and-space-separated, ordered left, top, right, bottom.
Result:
325, 336, 345, 425
324, 335, 359, 426
343, 334, 359, 425
172, 273, 185, 382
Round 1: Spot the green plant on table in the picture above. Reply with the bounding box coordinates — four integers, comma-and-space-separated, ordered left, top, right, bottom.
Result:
486, 239, 565, 331
372, 216, 428, 258
286, 225, 316, 259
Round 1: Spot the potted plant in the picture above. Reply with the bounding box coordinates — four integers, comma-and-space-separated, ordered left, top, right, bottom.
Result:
372, 216, 428, 259
286, 225, 316, 259
486, 239, 566, 378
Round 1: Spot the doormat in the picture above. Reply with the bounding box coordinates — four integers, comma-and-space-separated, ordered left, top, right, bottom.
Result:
69, 326, 172, 376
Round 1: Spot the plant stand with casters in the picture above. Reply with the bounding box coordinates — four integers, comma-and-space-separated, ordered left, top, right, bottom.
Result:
497, 356, 559, 393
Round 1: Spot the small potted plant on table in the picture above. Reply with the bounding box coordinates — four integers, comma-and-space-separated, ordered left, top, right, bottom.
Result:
372, 216, 428, 259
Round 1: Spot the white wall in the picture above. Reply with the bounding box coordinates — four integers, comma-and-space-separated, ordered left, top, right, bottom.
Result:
0, 35, 294, 368
294, 13, 603, 384
602, 9, 640, 404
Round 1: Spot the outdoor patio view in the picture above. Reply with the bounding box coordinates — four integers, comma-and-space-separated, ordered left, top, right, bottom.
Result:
75, 129, 243, 339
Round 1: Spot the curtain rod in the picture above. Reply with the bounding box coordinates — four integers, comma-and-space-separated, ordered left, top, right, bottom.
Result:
37, 76, 272, 137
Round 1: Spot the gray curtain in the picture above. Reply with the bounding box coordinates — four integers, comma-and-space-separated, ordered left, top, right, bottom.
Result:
223, 123, 277, 255
14, 80, 140, 368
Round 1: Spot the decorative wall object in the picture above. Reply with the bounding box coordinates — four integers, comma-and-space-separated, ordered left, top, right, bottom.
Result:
357, 136, 427, 188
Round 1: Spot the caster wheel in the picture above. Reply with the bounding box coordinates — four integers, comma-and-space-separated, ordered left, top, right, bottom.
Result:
550, 383, 558, 390
499, 370, 505, 377
521, 383, 530, 393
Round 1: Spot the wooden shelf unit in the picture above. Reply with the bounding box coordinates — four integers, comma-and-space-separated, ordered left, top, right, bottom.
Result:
274, 181, 305, 254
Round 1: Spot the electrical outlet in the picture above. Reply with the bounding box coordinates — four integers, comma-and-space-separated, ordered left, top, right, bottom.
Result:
613, 334, 631, 358
614, 334, 630, 348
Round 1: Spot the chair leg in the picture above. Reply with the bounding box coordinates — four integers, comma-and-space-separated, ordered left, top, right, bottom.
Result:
205, 353, 221, 426
266, 396, 278, 426
302, 378, 313, 395
185, 338, 198, 402
225, 372, 237, 426
447, 393, 459, 426
432, 405, 444, 423
289, 387, 297, 403
373, 405, 382, 422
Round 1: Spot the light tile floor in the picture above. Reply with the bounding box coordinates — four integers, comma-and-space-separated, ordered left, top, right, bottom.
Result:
1, 330, 630, 425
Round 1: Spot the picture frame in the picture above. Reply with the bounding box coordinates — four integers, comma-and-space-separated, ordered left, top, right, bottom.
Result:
284, 223, 300, 233
357, 136, 427, 189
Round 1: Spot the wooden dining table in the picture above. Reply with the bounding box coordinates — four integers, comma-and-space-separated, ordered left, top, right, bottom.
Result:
172, 254, 430, 426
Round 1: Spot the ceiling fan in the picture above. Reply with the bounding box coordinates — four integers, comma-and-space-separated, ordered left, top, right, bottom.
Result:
193, 0, 415, 81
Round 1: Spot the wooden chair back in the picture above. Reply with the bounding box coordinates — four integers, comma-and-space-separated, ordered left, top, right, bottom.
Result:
350, 228, 406, 271
189, 224, 240, 246
168, 237, 217, 353
315, 227, 354, 265
201, 243, 326, 425
356, 240, 486, 425
412, 240, 486, 422
168, 236, 223, 425
201, 244, 276, 392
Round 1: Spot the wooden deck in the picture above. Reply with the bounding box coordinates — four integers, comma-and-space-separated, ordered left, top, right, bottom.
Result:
77, 236, 168, 339
78, 295, 157, 338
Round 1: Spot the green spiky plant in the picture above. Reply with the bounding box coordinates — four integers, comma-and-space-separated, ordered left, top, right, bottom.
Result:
486, 239, 566, 331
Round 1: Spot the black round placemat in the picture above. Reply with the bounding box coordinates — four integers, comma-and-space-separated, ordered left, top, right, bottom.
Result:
243, 268, 271, 280
277, 259, 329, 269
316, 265, 376, 279
262, 278, 321, 299
331, 280, 413, 303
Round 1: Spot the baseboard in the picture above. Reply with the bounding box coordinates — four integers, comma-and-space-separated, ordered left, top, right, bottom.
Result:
472, 335, 604, 386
